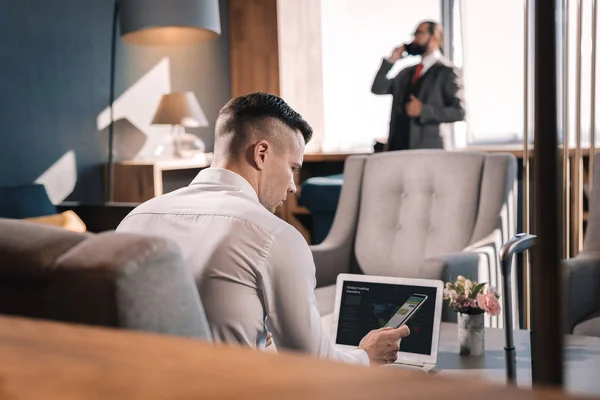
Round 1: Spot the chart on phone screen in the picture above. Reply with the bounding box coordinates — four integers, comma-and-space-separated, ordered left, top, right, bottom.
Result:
384, 295, 425, 329
336, 281, 436, 355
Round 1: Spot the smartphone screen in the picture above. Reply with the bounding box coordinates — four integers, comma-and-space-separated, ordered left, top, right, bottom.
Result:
383, 294, 428, 329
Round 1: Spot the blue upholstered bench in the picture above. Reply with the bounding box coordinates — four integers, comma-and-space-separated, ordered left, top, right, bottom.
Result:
298, 174, 344, 244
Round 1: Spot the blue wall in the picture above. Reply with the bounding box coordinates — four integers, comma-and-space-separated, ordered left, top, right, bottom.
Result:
0, 0, 230, 202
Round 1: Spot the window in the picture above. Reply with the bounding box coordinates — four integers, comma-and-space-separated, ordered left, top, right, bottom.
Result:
453, 0, 526, 144
320, 0, 441, 151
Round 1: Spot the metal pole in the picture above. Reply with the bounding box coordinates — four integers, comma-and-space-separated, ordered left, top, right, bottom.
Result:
563, 0, 571, 260
523, 0, 531, 330
106, 0, 118, 203
500, 233, 537, 385
591, 0, 598, 195
502, 256, 517, 384
573, 0, 583, 255
531, 0, 564, 388
440, 0, 454, 61
447, 0, 454, 61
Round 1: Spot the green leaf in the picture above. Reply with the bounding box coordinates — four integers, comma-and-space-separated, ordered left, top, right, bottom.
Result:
470, 282, 487, 298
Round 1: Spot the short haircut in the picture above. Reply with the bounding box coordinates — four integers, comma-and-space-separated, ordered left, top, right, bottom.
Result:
420, 20, 444, 53
215, 92, 313, 156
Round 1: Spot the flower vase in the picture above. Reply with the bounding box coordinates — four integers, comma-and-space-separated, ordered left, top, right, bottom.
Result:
458, 313, 484, 356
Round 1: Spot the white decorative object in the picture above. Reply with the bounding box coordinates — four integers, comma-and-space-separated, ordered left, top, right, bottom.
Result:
458, 313, 485, 356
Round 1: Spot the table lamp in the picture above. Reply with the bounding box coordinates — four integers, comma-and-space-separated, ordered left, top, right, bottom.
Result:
105, 0, 221, 202
151, 92, 209, 158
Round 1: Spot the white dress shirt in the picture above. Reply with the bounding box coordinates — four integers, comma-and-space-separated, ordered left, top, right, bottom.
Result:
116, 168, 369, 365
418, 49, 442, 77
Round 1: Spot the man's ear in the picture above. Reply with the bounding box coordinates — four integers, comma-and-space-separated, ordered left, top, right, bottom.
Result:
254, 140, 269, 171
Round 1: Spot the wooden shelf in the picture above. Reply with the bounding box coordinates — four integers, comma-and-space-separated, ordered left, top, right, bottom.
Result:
117, 154, 213, 171
303, 150, 372, 162
464, 144, 594, 158
112, 154, 212, 202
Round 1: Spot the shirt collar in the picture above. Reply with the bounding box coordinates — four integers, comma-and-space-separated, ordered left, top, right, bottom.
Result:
421, 49, 442, 71
190, 168, 260, 203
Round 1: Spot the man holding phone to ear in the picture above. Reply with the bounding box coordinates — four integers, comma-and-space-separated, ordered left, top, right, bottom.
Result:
371, 20, 465, 151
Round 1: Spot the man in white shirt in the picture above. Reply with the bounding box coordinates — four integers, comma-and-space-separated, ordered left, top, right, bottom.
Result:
117, 92, 409, 365
371, 20, 465, 151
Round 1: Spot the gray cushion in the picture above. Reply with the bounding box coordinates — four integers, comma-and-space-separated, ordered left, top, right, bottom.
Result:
573, 310, 600, 337
355, 151, 486, 277
315, 284, 337, 316
0, 218, 211, 340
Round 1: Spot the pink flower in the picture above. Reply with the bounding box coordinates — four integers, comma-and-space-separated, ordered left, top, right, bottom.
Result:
477, 292, 501, 316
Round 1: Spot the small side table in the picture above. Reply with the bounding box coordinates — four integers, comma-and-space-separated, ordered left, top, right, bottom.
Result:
111, 154, 213, 203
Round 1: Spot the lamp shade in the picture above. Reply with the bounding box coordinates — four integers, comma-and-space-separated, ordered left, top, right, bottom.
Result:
152, 92, 209, 128
118, 0, 221, 45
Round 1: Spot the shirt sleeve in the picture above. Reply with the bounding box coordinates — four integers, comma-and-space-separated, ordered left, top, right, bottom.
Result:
260, 225, 369, 365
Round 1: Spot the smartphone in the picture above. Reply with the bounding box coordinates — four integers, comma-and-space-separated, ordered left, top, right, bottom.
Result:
384, 294, 428, 329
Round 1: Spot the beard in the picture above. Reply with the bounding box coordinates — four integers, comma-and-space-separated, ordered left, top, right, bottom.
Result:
405, 39, 430, 56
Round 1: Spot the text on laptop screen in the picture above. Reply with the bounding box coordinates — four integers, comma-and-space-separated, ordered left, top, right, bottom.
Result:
336, 280, 438, 355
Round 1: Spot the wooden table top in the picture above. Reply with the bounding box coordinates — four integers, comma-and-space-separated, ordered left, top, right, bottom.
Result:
0, 315, 587, 399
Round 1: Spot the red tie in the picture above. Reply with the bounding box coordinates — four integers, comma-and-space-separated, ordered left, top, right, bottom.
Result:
413, 63, 424, 85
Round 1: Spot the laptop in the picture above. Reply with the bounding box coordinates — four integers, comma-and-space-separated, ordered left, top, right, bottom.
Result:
330, 273, 444, 372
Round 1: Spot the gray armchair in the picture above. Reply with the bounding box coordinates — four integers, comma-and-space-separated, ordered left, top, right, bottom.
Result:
564, 155, 600, 337
312, 150, 518, 328
0, 218, 212, 340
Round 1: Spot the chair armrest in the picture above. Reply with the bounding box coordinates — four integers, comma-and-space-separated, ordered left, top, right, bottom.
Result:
563, 253, 600, 332
310, 156, 367, 288
310, 243, 351, 288
418, 252, 479, 322
463, 230, 502, 255
436, 252, 481, 282
462, 228, 521, 329
420, 230, 502, 281
463, 229, 503, 284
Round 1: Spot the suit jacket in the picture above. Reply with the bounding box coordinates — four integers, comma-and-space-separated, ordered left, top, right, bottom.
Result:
371, 57, 465, 151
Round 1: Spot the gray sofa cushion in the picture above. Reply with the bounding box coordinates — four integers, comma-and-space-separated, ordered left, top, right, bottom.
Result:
573, 310, 600, 337
355, 151, 486, 278
0, 218, 211, 340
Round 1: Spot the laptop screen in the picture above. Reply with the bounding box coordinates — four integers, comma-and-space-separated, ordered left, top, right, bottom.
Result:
335, 280, 438, 356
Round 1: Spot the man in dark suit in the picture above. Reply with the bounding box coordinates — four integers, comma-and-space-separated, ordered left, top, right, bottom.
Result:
371, 21, 465, 151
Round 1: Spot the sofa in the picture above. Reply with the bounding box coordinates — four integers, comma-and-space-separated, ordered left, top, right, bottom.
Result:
0, 218, 211, 339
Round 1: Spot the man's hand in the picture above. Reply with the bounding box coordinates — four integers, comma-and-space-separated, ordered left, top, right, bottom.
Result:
266, 332, 273, 348
358, 325, 411, 365
387, 45, 406, 63
406, 95, 422, 117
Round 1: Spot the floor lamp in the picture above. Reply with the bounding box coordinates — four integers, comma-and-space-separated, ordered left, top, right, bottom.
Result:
106, 0, 221, 202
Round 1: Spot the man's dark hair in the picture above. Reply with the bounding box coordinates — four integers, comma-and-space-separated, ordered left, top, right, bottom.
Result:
216, 92, 313, 152
420, 20, 444, 54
